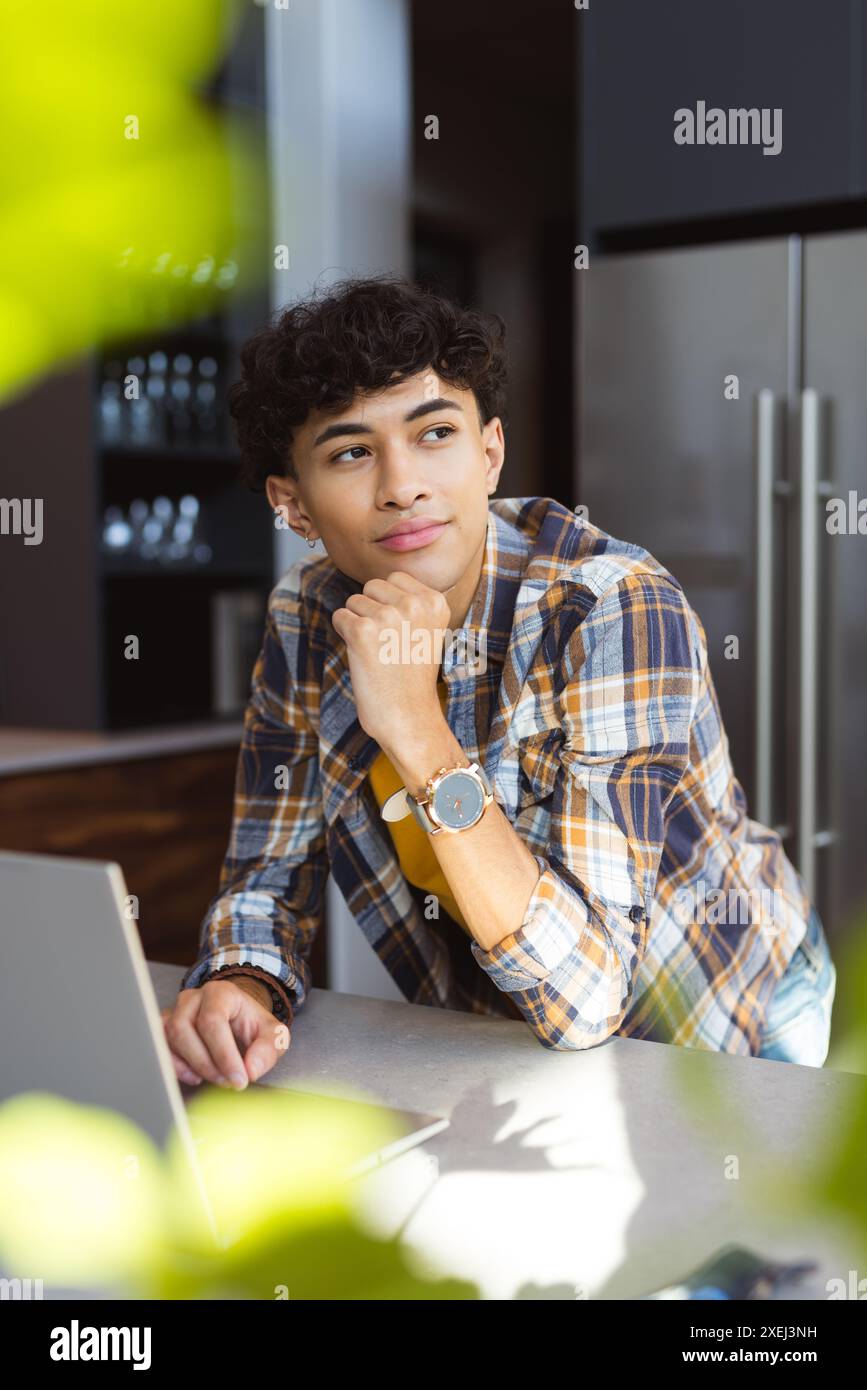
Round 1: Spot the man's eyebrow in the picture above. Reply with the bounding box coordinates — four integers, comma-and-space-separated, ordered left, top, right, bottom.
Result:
311, 397, 465, 450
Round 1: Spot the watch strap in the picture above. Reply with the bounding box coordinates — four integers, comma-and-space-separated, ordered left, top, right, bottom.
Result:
408, 792, 438, 833
380, 787, 413, 822
475, 763, 493, 795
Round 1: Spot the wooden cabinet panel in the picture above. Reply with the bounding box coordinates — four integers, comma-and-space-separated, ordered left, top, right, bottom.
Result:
0, 749, 328, 985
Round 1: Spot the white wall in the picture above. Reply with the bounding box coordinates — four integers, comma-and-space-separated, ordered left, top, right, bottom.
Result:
265, 0, 410, 1001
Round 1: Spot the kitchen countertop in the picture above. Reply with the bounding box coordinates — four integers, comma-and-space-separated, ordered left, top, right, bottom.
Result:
150, 961, 865, 1301
0, 719, 243, 778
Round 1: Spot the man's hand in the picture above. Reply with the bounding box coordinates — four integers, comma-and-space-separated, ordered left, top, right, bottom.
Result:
331, 570, 451, 750
160, 979, 291, 1090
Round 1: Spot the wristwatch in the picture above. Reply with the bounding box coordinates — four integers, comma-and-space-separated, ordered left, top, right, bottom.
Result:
382, 761, 495, 835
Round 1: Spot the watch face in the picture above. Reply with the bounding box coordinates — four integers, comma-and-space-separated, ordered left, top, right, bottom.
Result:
432, 770, 485, 829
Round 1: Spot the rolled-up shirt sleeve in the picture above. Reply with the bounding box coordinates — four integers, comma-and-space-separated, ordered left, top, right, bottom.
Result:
180, 596, 328, 1016
470, 572, 703, 1050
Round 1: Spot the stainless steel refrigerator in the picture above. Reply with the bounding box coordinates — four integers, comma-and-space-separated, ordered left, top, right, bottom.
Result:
577, 231, 867, 936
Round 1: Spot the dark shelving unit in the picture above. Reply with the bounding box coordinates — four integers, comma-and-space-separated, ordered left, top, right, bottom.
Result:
0, 3, 273, 732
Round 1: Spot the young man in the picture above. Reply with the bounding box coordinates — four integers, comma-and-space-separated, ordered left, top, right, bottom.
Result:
162, 274, 836, 1091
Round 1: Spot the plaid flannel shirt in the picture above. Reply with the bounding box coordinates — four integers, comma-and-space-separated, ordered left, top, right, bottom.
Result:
181, 496, 811, 1056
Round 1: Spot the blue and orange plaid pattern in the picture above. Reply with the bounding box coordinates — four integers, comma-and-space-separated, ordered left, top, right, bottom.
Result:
181, 497, 811, 1056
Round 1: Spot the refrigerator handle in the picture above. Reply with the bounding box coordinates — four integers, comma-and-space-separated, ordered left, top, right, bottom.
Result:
753, 389, 777, 828
798, 389, 820, 897
796, 388, 836, 897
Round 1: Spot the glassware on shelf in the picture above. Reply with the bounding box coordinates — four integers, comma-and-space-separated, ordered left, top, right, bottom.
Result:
167, 353, 194, 444
193, 378, 218, 434
98, 347, 226, 451
128, 394, 156, 446
139, 513, 163, 561
144, 350, 168, 445
101, 494, 210, 567
145, 495, 172, 559
123, 356, 149, 447
179, 494, 199, 520
128, 498, 148, 535
102, 505, 133, 552
193, 355, 220, 437
99, 380, 123, 444
151, 495, 174, 525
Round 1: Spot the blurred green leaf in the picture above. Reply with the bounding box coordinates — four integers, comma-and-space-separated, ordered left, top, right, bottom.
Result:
0, 1085, 478, 1300
0, 0, 267, 402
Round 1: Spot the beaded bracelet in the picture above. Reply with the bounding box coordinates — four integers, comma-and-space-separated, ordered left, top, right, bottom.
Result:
200, 963, 292, 1025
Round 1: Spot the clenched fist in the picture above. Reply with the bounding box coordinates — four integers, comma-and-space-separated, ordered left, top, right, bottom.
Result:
331, 570, 451, 750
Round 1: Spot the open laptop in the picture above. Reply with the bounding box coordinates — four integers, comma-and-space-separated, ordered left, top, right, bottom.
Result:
0, 850, 448, 1240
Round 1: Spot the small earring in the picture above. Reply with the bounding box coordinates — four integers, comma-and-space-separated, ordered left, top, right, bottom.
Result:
304, 530, 317, 549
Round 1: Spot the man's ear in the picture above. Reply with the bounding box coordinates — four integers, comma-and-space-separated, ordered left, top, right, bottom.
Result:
265, 475, 315, 542
482, 416, 506, 492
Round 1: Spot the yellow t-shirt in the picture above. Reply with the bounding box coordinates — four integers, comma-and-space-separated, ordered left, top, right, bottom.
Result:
367, 679, 471, 935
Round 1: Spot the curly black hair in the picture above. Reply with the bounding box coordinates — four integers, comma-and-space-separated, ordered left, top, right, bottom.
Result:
228, 272, 508, 489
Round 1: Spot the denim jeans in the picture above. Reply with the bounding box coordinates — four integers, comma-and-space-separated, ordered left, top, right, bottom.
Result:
755, 904, 836, 1066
